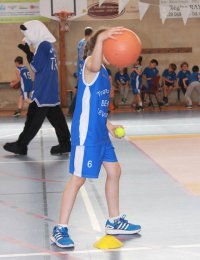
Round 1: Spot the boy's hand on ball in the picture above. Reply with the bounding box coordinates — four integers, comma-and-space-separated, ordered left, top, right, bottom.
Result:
98, 27, 124, 42
106, 121, 125, 139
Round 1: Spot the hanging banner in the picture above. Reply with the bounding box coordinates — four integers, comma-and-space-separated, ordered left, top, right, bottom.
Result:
138, 2, 149, 20
159, 4, 170, 24
180, 5, 191, 25
0, 0, 47, 23
118, 0, 130, 14
159, 0, 200, 19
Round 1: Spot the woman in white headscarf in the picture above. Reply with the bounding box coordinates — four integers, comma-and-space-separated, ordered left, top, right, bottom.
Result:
3, 20, 71, 155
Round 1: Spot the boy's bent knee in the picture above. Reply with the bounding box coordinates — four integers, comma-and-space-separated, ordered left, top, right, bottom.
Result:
70, 175, 86, 188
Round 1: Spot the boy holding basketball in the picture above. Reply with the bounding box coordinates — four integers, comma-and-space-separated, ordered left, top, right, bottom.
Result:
11, 56, 33, 117
51, 27, 141, 248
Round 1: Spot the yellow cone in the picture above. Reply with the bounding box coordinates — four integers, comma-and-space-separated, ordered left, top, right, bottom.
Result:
94, 235, 123, 249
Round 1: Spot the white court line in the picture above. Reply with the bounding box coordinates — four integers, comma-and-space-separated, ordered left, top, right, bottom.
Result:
169, 244, 200, 248
80, 185, 102, 232
0, 247, 151, 258
1, 244, 200, 258
0, 159, 69, 164
123, 123, 200, 128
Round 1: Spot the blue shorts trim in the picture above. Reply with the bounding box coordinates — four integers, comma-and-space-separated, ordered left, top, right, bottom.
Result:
69, 142, 118, 179
20, 90, 32, 100
132, 88, 140, 95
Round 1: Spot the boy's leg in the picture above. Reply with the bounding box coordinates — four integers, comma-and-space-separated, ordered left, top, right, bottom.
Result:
59, 175, 86, 224
195, 83, 200, 105
103, 161, 121, 218
46, 106, 71, 154
177, 88, 181, 101
180, 83, 186, 95
51, 175, 85, 248
185, 83, 195, 106
18, 95, 24, 110
119, 85, 125, 102
103, 161, 141, 235
13, 95, 23, 117
124, 86, 129, 101
168, 86, 173, 95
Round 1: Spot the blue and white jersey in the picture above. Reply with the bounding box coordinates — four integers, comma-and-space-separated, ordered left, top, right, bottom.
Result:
30, 41, 60, 107
71, 58, 110, 146
130, 65, 142, 90
162, 69, 176, 82
188, 72, 200, 84
17, 66, 33, 99
77, 38, 86, 76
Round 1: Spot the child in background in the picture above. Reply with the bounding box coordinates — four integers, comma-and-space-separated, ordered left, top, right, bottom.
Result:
162, 63, 177, 106
130, 56, 143, 112
177, 62, 191, 99
142, 59, 159, 91
183, 65, 200, 109
142, 59, 159, 104
51, 27, 141, 248
11, 56, 33, 117
115, 67, 130, 104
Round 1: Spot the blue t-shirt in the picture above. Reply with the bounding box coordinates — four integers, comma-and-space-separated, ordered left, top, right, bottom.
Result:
77, 38, 86, 76
162, 69, 176, 82
142, 67, 159, 87
115, 72, 130, 85
130, 65, 142, 89
188, 72, 200, 84
71, 59, 110, 146
30, 41, 60, 107
177, 70, 191, 85
17, 66, 33, 97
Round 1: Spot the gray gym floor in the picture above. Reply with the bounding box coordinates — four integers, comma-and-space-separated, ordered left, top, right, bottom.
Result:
0, 110, 200, 260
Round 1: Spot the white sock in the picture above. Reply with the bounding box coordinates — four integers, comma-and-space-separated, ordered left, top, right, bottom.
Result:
58, 224, 68, 228
109, 215, 120, 223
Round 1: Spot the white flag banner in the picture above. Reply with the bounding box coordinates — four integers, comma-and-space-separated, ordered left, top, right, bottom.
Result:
138, 2, 150, 20
180, 5, 191, 25
118, 0, 130, 14
99, 0, 107, 6
160, 4, 170, 24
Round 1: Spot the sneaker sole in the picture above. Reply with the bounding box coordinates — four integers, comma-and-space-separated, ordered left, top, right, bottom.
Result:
105, 228, 141, 235
50, 236, 74, 248
50, 151, 70, 155
3, 147, 27, 155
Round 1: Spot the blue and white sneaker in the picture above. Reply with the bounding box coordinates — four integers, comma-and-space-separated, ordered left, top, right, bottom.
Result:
51, 225, 74, 248
105, 214, 141, 235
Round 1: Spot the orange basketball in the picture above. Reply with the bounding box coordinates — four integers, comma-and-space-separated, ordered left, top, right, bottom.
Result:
103, 28, 142, 68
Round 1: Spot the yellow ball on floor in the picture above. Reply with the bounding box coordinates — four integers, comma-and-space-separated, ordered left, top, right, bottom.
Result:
115, 127, 125, 138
